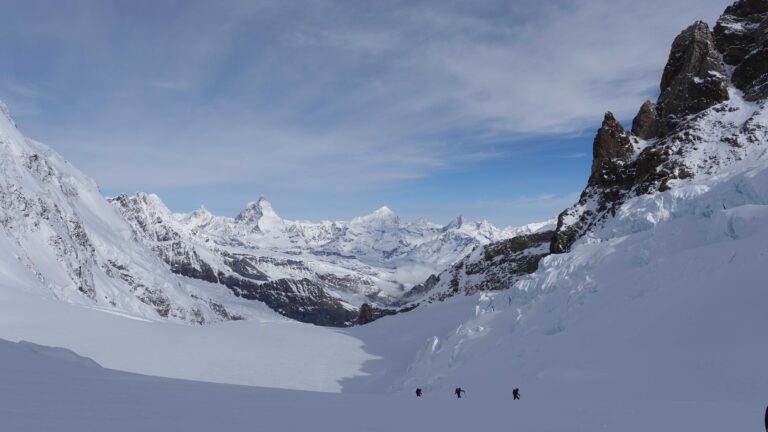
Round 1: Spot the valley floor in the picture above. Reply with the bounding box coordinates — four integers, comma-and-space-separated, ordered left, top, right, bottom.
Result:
0, 282, 372, 392
3, 163, 768, 431
0, 337, 761, 432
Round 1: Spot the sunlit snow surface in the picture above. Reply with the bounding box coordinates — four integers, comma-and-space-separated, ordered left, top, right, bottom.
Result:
3, 149, 768, 430
2, 80, 768, 431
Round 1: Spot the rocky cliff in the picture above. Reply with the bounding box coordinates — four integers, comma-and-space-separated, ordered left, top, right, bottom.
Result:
551, 0, 768, 255
414, 0, 768, 302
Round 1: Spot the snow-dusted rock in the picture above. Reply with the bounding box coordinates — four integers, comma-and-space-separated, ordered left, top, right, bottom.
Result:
109, 189, 526, 325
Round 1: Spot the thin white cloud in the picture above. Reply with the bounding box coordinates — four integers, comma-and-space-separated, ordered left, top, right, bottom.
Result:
0, 0, 732, 200
560, 153, 589, 159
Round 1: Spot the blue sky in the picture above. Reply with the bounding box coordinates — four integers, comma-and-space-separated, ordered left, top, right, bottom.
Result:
0, 0, 730, 227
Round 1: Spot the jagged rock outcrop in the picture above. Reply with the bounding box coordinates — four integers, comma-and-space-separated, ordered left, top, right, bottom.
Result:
218, 275, 358, 326
399, 274, 441, 304
111, 193, 220, 283
355, 302, 414, 325
657, 21, 729, 133
411, 229, 555, 301
548, 3, 768, 255
714, 0, 768, 101
589, 112, 634, 187
631, 100, 660, 140
551, 113, 634, 253
414, 0, 768, 305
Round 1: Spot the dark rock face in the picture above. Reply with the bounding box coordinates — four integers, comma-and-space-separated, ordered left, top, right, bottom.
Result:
356, 303, 375, 325
110, 193, 220, 284
551, 113, 634, 253
714, 0, 768, 63
549, 2, 768, 255
398, 0, 768, 304
219, 275, 358, 327
589, 112, 634, 187
715, 0, 768, 100
657, 21, 729, 132
400, 274, 440, 304
437, 230, 554, 299
110, 193, 366, 327
631, 100, 660, 140
356, 302, 416, 325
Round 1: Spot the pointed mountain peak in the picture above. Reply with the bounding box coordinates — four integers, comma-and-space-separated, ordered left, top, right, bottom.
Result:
444, 215, 465, 230
371, 206, 395, 217
236, 196, 283, 230
237, 204, 263, 224
191, 205, 212, 218
353, 205, 399, 225
132, 192, 171, 213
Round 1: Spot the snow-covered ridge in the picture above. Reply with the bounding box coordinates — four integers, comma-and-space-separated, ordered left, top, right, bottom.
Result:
109, 189, 543, 325
0, 101, 273, 325
0, 95, 548, 327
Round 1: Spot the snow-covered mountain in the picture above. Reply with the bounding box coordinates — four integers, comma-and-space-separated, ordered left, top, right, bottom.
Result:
1, 2, 767, 431
0, 91, 536, 327
0, 100, 272, 325
109, 192, 528, 325
0, 95, 535, 327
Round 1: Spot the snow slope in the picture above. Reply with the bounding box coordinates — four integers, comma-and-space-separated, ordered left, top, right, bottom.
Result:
0, 95, 541, 327
0, 278, 371, 391
3, 154, 765, 429
0, 104, 274, 324
348, 157, 768, 400
1, 2, 767, 430
1, 333, 762, 432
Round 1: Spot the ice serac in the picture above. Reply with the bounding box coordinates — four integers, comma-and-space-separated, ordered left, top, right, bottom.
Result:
714, 0, 768, 101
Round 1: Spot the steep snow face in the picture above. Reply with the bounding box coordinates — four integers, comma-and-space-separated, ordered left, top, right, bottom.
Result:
361, 152, 768, 401
235, 197, 286, 235
345, 94, 768, 404
0, 104, 265, 324
368, 0, 768, 393
380, 1, 768, 399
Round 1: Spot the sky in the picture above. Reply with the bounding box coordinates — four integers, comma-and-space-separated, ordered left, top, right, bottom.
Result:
0, 0, 731, 227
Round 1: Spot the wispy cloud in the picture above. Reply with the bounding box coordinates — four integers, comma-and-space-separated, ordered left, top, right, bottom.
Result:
0, 0, 732, 223
560, 152, 589, 159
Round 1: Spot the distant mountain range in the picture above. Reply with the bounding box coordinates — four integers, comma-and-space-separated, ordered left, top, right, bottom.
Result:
1, 0, 766, 334
0, 105, 552, 326
109, 192, 552, 325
